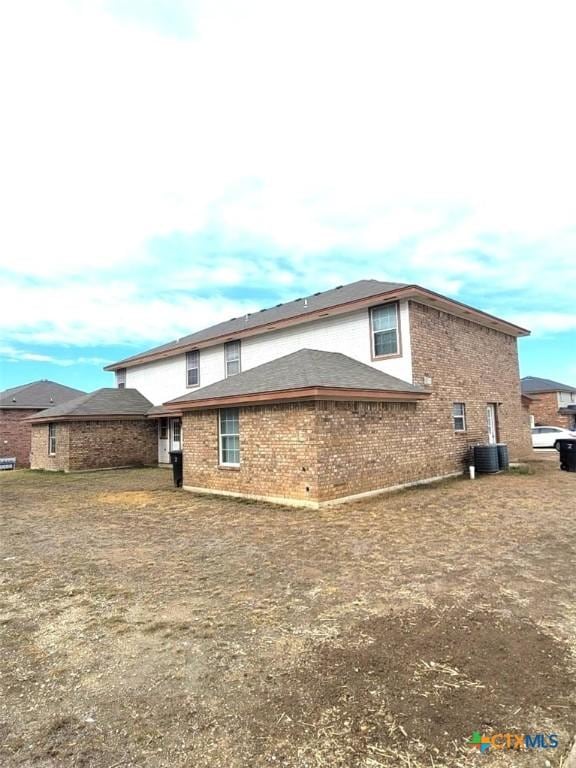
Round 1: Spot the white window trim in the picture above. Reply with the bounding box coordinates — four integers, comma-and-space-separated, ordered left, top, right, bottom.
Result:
224, 341, 241, 378
452, 402, 467, 432
218, 408, 240, 467
186, 350, 200, 388
370, 302, 400, 359
48, 423, 57, 456
116, 368, 126, 389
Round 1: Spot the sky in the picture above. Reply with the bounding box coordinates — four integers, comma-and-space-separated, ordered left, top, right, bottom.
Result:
1, 0, 575, 394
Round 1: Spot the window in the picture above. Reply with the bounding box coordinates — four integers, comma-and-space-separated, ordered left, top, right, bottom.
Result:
370, 303, 399, 357
172, 419, 181, 446
224, 340, 241, 377
452, 402, 466, 432
219, 408, 240, 466
558, 391, 576, 405
159, 419, 168, 440
48, 423, 56, 455
186, 350, 200, 387
116, 368, 126, 389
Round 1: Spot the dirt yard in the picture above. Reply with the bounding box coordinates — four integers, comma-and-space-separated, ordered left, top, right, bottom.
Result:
1, 455, 574, 767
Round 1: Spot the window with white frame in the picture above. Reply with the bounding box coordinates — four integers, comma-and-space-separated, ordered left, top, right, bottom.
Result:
219, 408, 240, 465
116, 368, 126, 389
48, 423, 57, 455
224, 341, 241, 377
186, 350, 200, 387
452, 402, 466, 432
370, 303, 399, 357
558, 391, 576, 405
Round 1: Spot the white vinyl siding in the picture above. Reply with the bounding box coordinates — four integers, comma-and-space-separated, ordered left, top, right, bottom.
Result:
48, 423, 57, 455
370, 303, 399, 357
219, 408, 240, 466
186, 350, 200, 387
224, 341, 241, 377
118, 301, 413, 405
452, 402, 466, 432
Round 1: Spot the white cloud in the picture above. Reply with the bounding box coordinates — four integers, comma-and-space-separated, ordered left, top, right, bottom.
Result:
0, 345, 109, 367
0, 0, 575, 348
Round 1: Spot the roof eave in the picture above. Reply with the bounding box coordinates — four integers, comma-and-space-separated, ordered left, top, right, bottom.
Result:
28, 413, 150, 424
163, 386, 431, 411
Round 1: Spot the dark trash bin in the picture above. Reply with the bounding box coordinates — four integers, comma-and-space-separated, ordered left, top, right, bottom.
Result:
496, 443, 509, 471
169, 450, 183, 487
473, 444, 499, 474
556, 439, 576, 472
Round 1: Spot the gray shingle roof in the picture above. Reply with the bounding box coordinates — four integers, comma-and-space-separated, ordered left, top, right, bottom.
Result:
0, 380, 86, 409
27, 388, 153, 421
166, 349, 426, 405
521, 376, 576, 394
106, 279, 407, 369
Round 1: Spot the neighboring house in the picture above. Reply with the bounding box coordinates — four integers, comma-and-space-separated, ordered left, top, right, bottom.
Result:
102, 278, 532, 507
521, 376, 576, 429
0, 380, 85, 468
28, 388, 157, 472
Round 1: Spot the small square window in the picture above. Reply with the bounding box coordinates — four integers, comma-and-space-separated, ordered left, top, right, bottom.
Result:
452, 402, 466, 432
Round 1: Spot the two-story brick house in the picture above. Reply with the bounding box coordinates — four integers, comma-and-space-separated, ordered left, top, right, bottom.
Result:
98, 279, 531, 507
521, 376, 576, 430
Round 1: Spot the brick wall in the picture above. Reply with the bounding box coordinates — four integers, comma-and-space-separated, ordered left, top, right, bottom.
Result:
0, 409, 41, 468
409, 301, 532, 462
30, 423, 71, 471
30, 419, 157, 471
528, 391, 571, 428
182, 403, 319, 503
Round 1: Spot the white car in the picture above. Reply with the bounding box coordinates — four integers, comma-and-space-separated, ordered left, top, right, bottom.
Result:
531, 426, 576, 449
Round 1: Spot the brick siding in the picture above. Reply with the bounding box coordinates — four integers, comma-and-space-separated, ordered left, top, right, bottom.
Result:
409, 301, 532, 462
181, 301, 532, 506
0, 409, 42, 468
528, 391, 572, 428
182, 403, 319, 503
30, 419, 157, 471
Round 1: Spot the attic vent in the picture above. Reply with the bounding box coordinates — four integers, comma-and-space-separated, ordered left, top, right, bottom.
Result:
294, 298, 303, 302
229, 317, 237, 321
275, 303, 283, 307
313, 292, 322, 296
259, 308, 267, 312
335, 285, 343, 289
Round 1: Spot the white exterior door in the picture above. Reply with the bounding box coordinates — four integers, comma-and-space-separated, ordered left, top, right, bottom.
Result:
486, 404, 498, 444
158, 418, 170, 463
170, 418, 182, 451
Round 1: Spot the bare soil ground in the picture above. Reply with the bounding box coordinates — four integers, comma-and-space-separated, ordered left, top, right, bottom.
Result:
0, 454, 574, 767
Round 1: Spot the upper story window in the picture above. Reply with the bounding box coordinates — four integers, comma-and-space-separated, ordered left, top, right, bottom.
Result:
186, 350, 200, 387
116, 368, 126, 389
219, 408, 240, 466
48, 423, 57, 455
224, 340, 241, 377
452, 402, 466, 432
370, 303, 399, 358
558, 391, 576, 405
